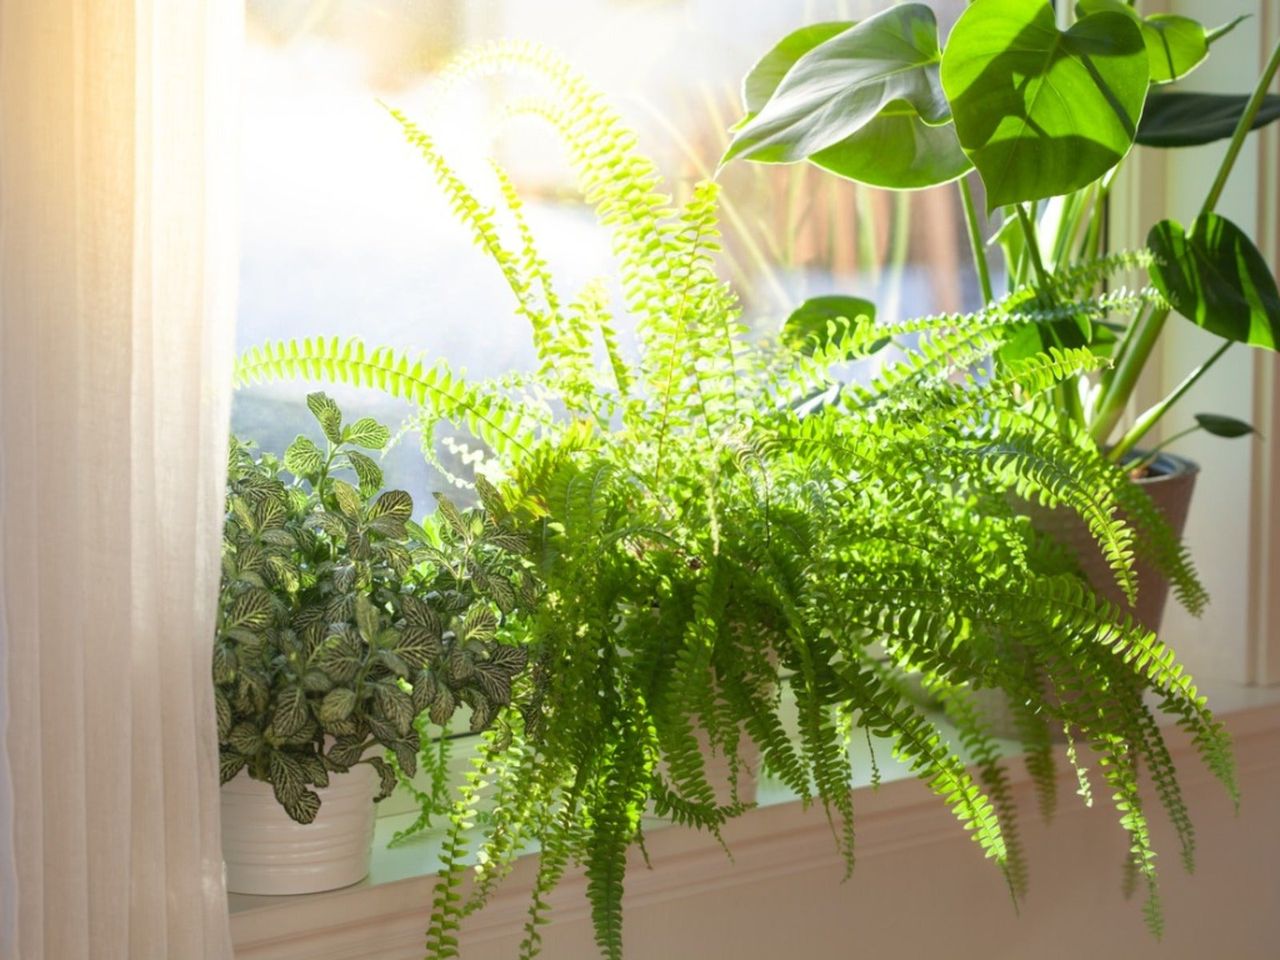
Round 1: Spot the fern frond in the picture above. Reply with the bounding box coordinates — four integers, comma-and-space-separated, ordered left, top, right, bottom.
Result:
235, 337, 538, 463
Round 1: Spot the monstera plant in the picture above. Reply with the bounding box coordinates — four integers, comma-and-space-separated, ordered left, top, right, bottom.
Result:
229, 42, 1240, 957
215, 393, 533, 823
726, 0, 1280, 462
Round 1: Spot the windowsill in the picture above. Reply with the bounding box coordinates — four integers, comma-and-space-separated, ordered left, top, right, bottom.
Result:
229, 678, 1280, 957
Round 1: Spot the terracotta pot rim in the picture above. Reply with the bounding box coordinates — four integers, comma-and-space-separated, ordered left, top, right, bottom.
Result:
1126, 450, 1200, 485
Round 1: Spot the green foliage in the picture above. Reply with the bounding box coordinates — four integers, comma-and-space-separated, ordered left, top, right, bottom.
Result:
941, 0, 1149, 210
1077, 0, 1221, 85
235, 43, 1237, 956
1148, 213, 1280, 349
730, 2, 1280, 457
215, 394, 532, 823
1137, 91, 1280, 147
724, 5, 970, 190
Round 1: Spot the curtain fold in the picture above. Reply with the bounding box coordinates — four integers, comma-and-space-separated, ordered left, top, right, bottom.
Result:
0, 3, 242, 958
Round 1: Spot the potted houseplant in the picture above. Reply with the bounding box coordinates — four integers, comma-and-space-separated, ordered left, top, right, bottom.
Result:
215, 393, 532, 895
232, 43, 1235, 956
724, 0, 1280, 633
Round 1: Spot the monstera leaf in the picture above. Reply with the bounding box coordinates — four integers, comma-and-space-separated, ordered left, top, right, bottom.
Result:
1077, 1, 1233, 84
740, 20, 850, 116
725, 5, 969, 189
941, 0, 1148, 209
1148, 213, 1280, 349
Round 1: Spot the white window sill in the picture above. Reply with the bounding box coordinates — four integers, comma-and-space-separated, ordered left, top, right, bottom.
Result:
229, 679, 1280, 960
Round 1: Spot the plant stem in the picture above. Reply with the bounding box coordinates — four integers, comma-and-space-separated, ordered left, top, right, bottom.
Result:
1108, 339, 1232, 461
1200, 37, 1280, 219
1134, 424, 1202, 469
1090, 305, 1169, 445
1104, 300, 1149, 386
1016, 202, 1085, 427
959, 175, 993, 303
1015, 203, 1052, 291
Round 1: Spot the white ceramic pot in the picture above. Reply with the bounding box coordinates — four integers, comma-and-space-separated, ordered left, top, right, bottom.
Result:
221, 762, 378, 896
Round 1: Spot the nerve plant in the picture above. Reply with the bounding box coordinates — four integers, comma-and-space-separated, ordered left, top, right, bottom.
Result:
215, 393, 532, 823
234, 44, 1235, 957
725, 0, 1280, 464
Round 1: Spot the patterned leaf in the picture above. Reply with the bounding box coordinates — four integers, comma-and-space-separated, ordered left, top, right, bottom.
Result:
332, 563, 357, 593
215, 689, 233, 741
381, 542, 413, 576
301, 669, 333, 693
369, 489, 413, 524
346, 450, 384, 493
474, 475, 508, 519
316, 631, 363, 685
433, 493, 471, 539
468, 691, 494, 733
212, 642, 237, 684
374, 683, 416, 736
400, 594, 444, 632
368, 756, 398, 802
396, 625, 443, 670
475, 644, 528, 704
226, 589, 273, 631
375, 648, 410, 677
411, 670, 438, 715
345, 417, 391, 450
447, 645, 477, 684
481, 574, 517, 615
219, 752, 246, 784
306, 392, 344, 445
300, 753, 329, 789
275, 717, 319, 746
428, 684, 456, 726
390, 739, 419, 779
461, 605, 498, 643
270, 755, 321, 824
354, 594, 381, 643
255, 495, 288, 531
273, 686, 309, 738
331, 480, 364, 520
284, 435, 324, 477
327, 736, 366, 769
228, 722, 262, 757
320, 687, 358, 725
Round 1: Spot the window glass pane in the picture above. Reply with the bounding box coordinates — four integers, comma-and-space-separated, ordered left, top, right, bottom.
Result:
237, 0, 979, 508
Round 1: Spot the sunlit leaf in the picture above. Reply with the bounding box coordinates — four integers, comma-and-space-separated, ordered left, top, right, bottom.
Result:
1078, 0, 1209, 84
941, 0, 1148, 209
306, 392, 343, 445
725, 5, 952, 167
1148, 213, 1280, 348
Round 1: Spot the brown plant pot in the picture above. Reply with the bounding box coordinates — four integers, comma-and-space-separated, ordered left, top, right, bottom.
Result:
976, 453, 1199, 739
1027, 452, 1198, 633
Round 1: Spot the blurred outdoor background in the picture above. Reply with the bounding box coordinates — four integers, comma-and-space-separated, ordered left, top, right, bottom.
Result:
236, 0, 979, 508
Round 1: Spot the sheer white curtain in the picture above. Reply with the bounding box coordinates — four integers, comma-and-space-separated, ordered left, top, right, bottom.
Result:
0, 2, 241, 958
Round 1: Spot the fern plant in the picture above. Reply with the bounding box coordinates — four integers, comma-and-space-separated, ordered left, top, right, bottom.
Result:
234, 44, 1236, 956
215, 393, 533, 822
